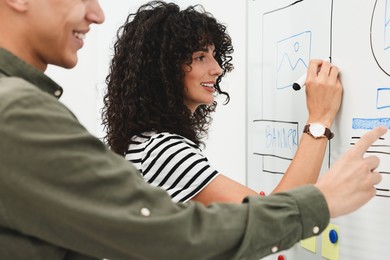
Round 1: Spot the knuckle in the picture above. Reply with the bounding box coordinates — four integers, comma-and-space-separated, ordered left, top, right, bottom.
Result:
360, 160, 371, 172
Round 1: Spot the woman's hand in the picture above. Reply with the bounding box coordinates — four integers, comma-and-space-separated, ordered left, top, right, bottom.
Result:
305, 59, 343, 127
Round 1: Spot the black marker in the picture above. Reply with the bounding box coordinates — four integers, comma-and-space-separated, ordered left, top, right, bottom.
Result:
292, 72, 306, 91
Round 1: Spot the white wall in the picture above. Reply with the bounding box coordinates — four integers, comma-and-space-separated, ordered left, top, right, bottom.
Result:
46, 0, 248, 185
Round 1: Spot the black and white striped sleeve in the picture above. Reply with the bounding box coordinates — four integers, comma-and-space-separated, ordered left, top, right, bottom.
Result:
140, 133, 219, 203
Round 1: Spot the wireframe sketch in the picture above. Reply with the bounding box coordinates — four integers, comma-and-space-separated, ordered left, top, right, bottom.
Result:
371, 0, 390, 76
276, 31, 312, 89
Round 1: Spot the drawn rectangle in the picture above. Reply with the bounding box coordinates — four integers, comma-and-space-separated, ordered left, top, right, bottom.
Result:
253, 120, 299, 160
276, 31, 311, 89
376, 87, 390, 109
352, 117, 390, 129
252, 120, 299, 174
262, 155, 291, 175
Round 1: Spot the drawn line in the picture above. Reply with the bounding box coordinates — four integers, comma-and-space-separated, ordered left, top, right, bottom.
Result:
377, 88, 390, 109
253, 119, 299, 125
277, 54, 309, 73
385, 0, 390, 51
261, 156, 285, 175
350, 143, 390, 147
386, 0, 390, 26
330, 0, 334, 61
376, 188, 390, 191
351, 136, 385, 140
254, 153, 293, 161
379, 171, 390, 174
262, 169, 285, 175
366, 150, 390, 155
263, 0, 304, 15
376, 194, 390, 198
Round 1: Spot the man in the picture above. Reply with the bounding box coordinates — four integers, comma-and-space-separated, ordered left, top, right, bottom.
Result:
0, 0, 385, 259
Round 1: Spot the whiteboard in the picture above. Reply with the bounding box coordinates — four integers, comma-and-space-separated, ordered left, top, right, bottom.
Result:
247, 0, 390, 259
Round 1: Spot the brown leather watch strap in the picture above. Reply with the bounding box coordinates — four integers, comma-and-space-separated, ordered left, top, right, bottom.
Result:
303, 124, 334, 140
324, 128, 334, 140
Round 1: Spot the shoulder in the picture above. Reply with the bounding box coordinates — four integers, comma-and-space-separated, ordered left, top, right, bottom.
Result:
139, 132, 200, 156
150, 132, 198, 148
0, 76, 35, 88
0, 77, 79, 133
133, 132, 219, 203
129, 131, 198, 149
0, 77, 60, 107
0, 77, 43, 100
0, 77, 67, 117
127, 132, 200, 158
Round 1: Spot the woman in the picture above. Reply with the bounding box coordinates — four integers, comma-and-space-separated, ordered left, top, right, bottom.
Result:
102, 1, 342, 204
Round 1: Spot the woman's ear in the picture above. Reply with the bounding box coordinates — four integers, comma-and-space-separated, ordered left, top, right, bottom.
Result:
5, 0, 28, 12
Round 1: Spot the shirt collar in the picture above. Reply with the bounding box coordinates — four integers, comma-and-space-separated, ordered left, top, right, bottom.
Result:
0, 48, 63, 98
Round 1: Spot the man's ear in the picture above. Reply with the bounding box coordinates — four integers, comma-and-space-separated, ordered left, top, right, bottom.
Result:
5, 0, 28, 12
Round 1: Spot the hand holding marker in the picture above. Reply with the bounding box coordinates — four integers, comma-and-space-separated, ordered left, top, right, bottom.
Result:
292, 73, 307, 91
293, 59, 335, 91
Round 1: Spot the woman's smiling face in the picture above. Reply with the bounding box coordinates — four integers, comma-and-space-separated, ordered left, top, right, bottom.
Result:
183, 44, 222, 113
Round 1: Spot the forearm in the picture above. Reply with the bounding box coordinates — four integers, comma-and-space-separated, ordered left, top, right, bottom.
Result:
273, 133, 328, 193
1, 166, 329, 260
272, 59, 342, 193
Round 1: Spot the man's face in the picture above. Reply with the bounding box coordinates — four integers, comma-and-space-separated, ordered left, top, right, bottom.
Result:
25, 0, 104, 70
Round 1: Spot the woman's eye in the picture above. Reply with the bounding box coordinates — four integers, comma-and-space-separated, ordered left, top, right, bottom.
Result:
194, 55, 205, 61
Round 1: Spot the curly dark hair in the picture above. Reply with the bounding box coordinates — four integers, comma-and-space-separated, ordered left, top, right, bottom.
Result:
102, 1, 234, 156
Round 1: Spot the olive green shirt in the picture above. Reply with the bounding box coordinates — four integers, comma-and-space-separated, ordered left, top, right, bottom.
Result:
0, 48, 329, 260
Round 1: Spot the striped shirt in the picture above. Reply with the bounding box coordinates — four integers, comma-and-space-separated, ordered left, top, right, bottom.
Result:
125, 132, 219, 202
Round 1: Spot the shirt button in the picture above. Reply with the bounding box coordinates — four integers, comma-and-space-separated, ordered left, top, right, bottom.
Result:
54, 89, 62, 97
271, 246, 278, 253
140, 207, 151, 217
313, 226, 320, 234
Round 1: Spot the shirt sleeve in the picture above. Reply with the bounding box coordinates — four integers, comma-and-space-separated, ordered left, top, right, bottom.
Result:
0, 78, 330, 260
140, 133, 219, 202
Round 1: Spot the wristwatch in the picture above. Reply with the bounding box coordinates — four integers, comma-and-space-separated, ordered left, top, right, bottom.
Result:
303, 123, 334, 140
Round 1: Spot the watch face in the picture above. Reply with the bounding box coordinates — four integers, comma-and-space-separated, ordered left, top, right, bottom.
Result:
309, 123, 325, 137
